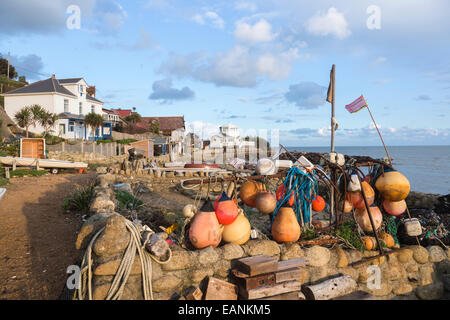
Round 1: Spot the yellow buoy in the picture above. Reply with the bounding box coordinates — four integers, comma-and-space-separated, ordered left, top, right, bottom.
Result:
375, 170, 410, 201
222, 211, 251, 245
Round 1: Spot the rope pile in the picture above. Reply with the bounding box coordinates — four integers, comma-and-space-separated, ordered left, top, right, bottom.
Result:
75, 219, 172, 300
272, 167, 318, 227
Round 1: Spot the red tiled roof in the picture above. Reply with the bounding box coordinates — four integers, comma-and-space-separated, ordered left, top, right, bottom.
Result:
138, 116, 185, 131
111, 109, 132, 117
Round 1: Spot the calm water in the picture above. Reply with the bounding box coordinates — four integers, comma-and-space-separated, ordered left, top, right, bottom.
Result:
286, 146, 450, 195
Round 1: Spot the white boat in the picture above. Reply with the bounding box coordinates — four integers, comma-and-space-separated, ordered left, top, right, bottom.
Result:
0, 156, 88, 169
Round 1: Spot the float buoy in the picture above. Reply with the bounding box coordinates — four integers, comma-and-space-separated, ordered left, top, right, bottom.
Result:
355, 205, 383, 233
240, 181, 266, 207
346, 181, 375, 210
255, 192, 277, 214
312, 195, 326, 212
215, 192, 239, 225
382, 199, 406, 216
276, 184, 295, 206
222, 211, 251, 245
379, 232, 395, 248
375, 170, 410, 201
189, 201, 222, 249
271, 206, 301, 243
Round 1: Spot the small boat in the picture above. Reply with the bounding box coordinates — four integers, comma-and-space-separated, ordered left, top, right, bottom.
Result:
0, 156, 88, 169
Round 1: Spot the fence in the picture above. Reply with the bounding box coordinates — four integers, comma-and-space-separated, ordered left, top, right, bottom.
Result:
46, 141, 125, 158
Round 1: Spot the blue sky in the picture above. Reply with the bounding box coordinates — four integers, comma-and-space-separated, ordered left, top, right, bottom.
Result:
1, 0, 449, 146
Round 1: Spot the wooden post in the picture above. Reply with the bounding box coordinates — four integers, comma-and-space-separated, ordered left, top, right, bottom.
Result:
12, 159, 16, 171
62, 141, 65, 152
5, 167, 10, 179
100, 143, 103, 156
302, 275, 357, 300
36, 158, 39, 171
81, 141, 84, 153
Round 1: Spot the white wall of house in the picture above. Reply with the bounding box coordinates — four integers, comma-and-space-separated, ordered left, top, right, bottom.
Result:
4, 78, 104, 139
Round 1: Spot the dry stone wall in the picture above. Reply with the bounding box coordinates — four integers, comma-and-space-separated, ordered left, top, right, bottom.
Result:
74, 173, 450, 300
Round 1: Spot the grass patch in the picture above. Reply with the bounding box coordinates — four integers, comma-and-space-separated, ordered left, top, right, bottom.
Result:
116, 139, 137, 145
63, 182, 95, 214
96, 139, 115, 145
115, 190, 143, 210
0, 177, 9, 187
9, 169, 48, 178
87, 163, 102, 171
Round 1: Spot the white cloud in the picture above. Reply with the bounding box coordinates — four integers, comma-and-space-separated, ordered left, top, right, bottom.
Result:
371, 56, 387, 67
305, 7, 351, 39
234, 2, 258, 12
192, 11, 225, 29
159, 45, 300, 87
234, 19, 276, 44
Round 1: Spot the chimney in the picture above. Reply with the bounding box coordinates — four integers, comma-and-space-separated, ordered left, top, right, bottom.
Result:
88, 86, 96, 97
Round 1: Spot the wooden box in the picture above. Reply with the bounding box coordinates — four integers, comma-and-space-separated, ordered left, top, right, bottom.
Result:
203, 277, 238, 300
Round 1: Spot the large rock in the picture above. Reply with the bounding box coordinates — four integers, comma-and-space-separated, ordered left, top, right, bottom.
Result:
76, 212, 115, 250
152, 274, 182, 293
280, 243, 304, 261
222, 243, 244, 260
397, 248, 413, 264
415, 282, 444, 300
94, 255, 142, 275
307, 265, 328, 283
409, 246, 429, 264
393, 281, 413, 296
161, 250, 193, 271
419, 264, 435, 286
427, 246, 446, 263
364, 281, 393, 297
304, 246, 331, 267
191, 268, 214, 283
334, 246, 348, 268
213, 259, 232, 279
90, 196, 115, 214
382, 261, 406, 281
93, 215, 129, 256
198, 246, 220, 265
244, 240, 280, 257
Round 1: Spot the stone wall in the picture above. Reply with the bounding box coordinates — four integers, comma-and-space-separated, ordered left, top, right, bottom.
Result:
75, 174, 450, 300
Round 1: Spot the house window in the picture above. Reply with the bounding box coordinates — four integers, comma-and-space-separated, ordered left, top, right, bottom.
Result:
91, 105, 95, 113
69, 121, 74, 132
79, 102, 83, 115
79, 85, 84, 97
64, 99, 69, 113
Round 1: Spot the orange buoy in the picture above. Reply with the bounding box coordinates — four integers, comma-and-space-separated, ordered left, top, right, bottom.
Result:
355, 205, 383, 233
240, 181, 266, 207
189, 201, 222, 249
339, 200, 353, 214
255, 192, 277, 214
271, 206, 301, 243
382, 199, 406, 216
375, 170, 410, 201
222, 211, 251, 245
312, 195, 326, 212
362, 236, 377, 250
215, 192, 239, 225
276, 184, 294, 206
346, 181, 375, 210
379, 232, 395, 248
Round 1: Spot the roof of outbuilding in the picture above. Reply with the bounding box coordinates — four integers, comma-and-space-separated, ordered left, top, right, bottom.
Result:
139, 116, 185, 131
58, 78, 84, 84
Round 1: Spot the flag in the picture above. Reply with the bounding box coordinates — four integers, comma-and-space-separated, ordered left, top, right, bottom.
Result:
345, 95, 368, 113
326, 65, 335, 103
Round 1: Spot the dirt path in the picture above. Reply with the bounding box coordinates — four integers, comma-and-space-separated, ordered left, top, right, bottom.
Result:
0, 172, 95, 300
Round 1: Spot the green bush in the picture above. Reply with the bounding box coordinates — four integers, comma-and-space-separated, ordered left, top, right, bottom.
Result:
96, 139, 115, 145
63, 183, 95, 214
116, 139, 137, 145
115, 190, 143, 210
9, 169, 48, 178
0, 141, 19, 157
334, 220, 365, 252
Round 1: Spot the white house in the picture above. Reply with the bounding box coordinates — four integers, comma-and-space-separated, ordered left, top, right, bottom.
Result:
209, 123, 255, 149
2, 75, 112, 140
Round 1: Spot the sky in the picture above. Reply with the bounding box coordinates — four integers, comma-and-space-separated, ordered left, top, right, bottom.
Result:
0, 0, 449, 147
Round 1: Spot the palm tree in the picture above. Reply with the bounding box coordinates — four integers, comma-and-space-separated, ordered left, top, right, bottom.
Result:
39, 111, 58, 137
29, 104, 44, 130
84, 112, 104, 141
125, 113, 142, 134
14, 107, 33, 137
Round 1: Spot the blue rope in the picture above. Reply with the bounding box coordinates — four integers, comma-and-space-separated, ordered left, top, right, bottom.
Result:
272, 167, 318, 226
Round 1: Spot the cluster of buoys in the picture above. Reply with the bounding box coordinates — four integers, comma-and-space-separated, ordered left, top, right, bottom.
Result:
362, 232, 395, 250
239, 180, 266, 208
375, 169, 410, 216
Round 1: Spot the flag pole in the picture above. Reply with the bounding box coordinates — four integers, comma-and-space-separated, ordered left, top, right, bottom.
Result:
329, 64, 337, 229
330, 64, 336, 153
364, 103, 393, 167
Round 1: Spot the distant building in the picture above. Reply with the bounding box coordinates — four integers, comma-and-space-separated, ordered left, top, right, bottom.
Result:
209, 123, 255, 149
1, 75, 113, 140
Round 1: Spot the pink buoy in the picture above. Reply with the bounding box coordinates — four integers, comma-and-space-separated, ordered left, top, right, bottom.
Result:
382, 199, 406, 216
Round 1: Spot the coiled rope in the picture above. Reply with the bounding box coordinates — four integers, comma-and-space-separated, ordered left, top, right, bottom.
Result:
75, 219, 172, 300
272, 167, 318, 226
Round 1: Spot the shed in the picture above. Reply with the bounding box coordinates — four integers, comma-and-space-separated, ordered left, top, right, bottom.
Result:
125, 139, 154, 158
20, 138, 46, 159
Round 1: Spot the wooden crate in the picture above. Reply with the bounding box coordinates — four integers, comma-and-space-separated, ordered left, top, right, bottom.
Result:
234, 255, 278, 277
20, 138, 45, 159
204, 277, 238, 300
240, 280, 302, 300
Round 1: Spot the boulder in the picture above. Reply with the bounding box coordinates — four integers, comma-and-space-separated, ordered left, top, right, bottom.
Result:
397, 248, 413, 263
393, 281, 413, 296
280, 243, 304, 261
304, 246, 331, 267
90, 196, 115, 214
198, 246, 220, 265
93, 215, 129, 256
93, 255, 142, 275
152, 274, 182, 293
222, 243, 245, 260
415, 282, 444, 300
419, 264, 435, 286
191, 268, 214, 283
76, 212, 115, 250
244, 240, 281, 257
409, 245, 429, 264
161, 250, 193, 271
427, 246, 446, 263
334, 246, 349, 268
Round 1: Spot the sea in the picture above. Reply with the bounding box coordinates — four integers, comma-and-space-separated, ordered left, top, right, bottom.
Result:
286, 146, 450, 195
